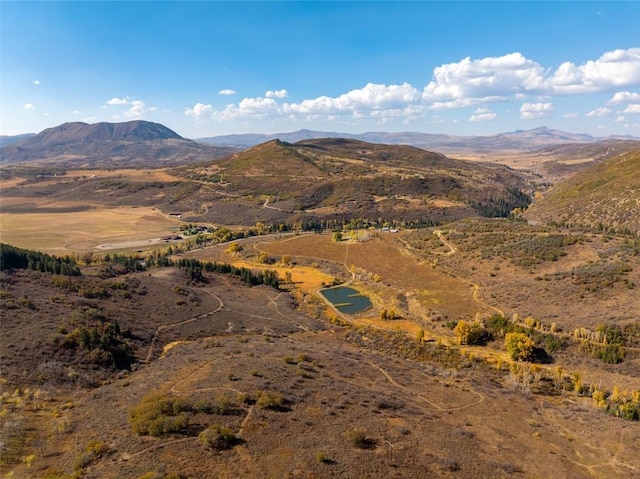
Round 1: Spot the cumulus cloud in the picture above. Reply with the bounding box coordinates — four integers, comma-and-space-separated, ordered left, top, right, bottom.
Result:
469, 107, 497, 122
218, 89, 236, 95
284, 83, 420, 116
32, 80, 40, 85
104, 97, 154, 118
265, 89, 288, 99
72, 110, 82, 115
24, 103, 36, 110
423, 52, 545, 103
124, 100, 155, 119
615, 115, 626, 122
106, 97, 129, 105
520, 102, 554, 119
185, 103, 213, 119
545, 48, 640, 94
420, 48, 640, 106
586, 107, 612, 117
623, 104, 640, 114
213, 97, 279, 121
608, 91, 640, 104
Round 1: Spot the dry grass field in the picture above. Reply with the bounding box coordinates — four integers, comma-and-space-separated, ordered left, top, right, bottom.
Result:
0, 206, 180, 254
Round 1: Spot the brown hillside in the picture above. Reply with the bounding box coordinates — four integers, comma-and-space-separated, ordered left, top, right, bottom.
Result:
169, 138, 532, 225
526, 148, 640, 234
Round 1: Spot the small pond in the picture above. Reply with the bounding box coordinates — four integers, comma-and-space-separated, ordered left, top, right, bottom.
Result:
320, 286, 372, 315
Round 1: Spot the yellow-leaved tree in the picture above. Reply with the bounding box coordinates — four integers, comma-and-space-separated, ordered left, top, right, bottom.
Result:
505, 332, 534, 361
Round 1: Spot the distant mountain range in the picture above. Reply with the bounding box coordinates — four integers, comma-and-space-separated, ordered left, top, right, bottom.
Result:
2, 122, 638, 167
0, 121, 236, 167
0, 133, 36, 148
196, 126, 639, 152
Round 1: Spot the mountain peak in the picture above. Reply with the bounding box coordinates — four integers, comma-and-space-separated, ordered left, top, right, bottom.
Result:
0, 120, 236, 167
25, 120, 183, 147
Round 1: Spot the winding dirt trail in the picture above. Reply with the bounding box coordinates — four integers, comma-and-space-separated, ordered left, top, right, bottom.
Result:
430, 230, 504, 317
433, 229, 457, 255
143, 289, 224, 363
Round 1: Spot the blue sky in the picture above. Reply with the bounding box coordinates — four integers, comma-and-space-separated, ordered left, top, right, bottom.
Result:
2, 1, 639, 138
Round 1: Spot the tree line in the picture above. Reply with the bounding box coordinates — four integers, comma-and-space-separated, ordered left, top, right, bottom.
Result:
0, 243, 80, 276
174, 257, 280, 289
0, 244, 280, 290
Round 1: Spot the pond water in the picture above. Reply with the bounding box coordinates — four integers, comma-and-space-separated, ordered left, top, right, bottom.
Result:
320, 286, 372, 315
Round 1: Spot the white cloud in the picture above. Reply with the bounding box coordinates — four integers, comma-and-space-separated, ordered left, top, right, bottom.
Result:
520, 102, 554, 119
428, 96, 507, 111
586, 107, 612, 117
124, 100, 155, 119
185, 103, 213, 119
83, 116, 97, 123
32, 80, 40, 85
623, 104, 640, 114
421, 48, 640, 104
106, 97, 129, 105
423, 52, 545, 103
218, 89, 236, 95
103, 97, 154, 118
284, 83, 420, 116
563, 112, 580, 119
615, 115, 626, 122
265, 89, 288, 99
72, 110, 82, 115
210, 83, 423, 123
24, 103, 36, 110
214, 97, 279, 120
608, 91, 640, 104
469, 107, 497, 122
545, 48, 640, 94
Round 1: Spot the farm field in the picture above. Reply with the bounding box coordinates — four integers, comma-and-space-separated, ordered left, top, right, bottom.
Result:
0, 206, 181, 254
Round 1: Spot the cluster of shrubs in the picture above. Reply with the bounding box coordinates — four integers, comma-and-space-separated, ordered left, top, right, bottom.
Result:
57, 309, 134, 369
545, 261, 633, 292
452, 314, 564, 362
501, 234, 585, 266
129, 393, 234, 437
593, 387, 640, 421
130, 390, 287, 442
575, 324, 626, 364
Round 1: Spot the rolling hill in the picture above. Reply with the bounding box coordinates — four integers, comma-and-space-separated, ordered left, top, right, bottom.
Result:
0, 121, 236, 167
170, 137, 532, 226
526, 147, 640, 234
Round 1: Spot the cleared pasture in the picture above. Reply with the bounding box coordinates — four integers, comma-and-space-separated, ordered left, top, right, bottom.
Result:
0, 206, 180, 253
257, 232, 492, 321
